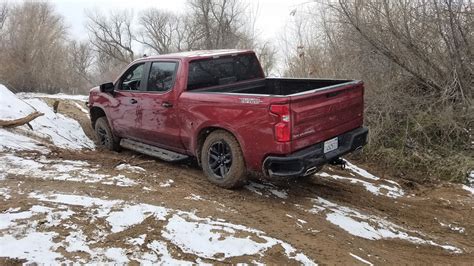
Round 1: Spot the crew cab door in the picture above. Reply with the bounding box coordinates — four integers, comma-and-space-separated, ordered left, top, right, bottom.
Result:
134, 60, 184, 151
108, 62, 146, 139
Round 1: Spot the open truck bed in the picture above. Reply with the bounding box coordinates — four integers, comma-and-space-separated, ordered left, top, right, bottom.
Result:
188, 78, 355, 96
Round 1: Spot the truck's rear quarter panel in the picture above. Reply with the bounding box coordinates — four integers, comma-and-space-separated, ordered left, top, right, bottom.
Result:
178, 92, 290, 171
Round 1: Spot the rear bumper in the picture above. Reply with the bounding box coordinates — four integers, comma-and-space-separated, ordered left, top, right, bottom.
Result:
263, 127, 368, 177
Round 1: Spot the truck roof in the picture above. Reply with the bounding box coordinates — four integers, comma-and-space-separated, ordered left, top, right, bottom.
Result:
138, 49, 255, 62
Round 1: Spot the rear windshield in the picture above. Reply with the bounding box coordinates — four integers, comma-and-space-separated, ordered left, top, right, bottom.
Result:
187, 54, 263, 91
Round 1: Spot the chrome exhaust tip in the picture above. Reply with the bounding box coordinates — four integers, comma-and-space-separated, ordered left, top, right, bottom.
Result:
304, 166, 318, 176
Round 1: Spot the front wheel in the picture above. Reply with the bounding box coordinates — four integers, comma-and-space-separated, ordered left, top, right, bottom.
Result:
201, 130, 247, 189
94, 117, 120, 151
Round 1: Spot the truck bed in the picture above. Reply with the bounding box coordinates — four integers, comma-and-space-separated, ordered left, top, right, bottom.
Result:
189, 78, 353, 96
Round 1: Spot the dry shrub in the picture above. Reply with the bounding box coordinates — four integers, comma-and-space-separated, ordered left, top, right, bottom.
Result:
283, 0, 473, 183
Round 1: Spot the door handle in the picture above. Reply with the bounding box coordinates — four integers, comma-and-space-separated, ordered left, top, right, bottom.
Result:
130, 98, 138, 104
162, 102, 173, 108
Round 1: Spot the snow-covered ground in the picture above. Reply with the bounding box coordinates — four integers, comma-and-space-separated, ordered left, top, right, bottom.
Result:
17, 92, 88, 102
0, 192, 314, 264
0, 86, 93, 151
316, 162, 405, 198
0, 154, 138, 187
0, 85, 36, 120
304, 197, 461, 253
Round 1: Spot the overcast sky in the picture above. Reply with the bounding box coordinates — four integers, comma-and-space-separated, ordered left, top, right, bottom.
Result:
31, 0, 309, 43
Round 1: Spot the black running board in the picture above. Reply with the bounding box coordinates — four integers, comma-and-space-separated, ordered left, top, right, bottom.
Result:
120, 139, 188, 162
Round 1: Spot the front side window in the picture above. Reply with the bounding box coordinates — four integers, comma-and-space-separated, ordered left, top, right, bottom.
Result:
119, 63, 145, 91
147, 62, 178, 92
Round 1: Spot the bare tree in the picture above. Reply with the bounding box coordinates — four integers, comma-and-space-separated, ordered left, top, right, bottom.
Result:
175, 15, 202, 51
0, 1, 68, 92
253, 41, 277, 76
86, 9, 135, 64
0, 2, 8, 32
331, 0, 473, 102
67, 40, 94, 87
187, 0, 248, 49
136, 9, 180, 54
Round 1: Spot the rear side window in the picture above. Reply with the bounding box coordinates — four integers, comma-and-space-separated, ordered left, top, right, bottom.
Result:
187, 54, 263, 91
147, 61, 178, 92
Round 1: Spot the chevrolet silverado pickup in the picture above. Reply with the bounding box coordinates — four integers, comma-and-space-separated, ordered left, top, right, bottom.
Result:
88, 49, 368, 188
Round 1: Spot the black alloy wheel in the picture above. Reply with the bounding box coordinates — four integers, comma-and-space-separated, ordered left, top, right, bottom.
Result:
208, 140, 233, 178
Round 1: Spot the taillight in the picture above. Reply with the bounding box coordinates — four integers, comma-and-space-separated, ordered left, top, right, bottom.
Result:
270, 104, 291, 142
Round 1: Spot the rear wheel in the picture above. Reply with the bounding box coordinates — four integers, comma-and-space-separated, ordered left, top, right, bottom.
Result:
201, 130, 247, 188
94, 117, 120, 151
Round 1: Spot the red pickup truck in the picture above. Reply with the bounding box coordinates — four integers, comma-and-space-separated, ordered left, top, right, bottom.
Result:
88, 49, 368, 188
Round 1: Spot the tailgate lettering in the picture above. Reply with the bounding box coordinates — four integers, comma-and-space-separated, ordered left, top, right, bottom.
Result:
239, 98, 262, 104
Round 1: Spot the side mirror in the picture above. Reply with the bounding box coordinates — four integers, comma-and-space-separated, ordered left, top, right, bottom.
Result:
100, 82, 115, 94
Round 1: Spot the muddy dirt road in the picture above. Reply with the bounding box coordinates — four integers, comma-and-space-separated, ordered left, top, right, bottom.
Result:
1, 95, 473, 264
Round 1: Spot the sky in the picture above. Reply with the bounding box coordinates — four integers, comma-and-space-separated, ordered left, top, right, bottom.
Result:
44, 0, 309, 42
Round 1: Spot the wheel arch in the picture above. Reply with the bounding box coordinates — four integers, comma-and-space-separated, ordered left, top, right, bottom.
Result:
90, 106, 106, 129
194, 126, 245, 167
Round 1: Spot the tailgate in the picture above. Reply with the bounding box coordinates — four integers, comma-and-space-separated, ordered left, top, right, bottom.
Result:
289, 81, 364, 152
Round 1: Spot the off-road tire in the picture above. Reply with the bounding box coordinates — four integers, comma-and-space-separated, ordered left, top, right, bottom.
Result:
94, 117, 120, 151
201, 130, 247, 188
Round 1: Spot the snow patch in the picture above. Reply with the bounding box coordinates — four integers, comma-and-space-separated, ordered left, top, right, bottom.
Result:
462, 171, 474, 195
128, 234, 146, 246
0, 128, 50, 153
185, 193, 204, 201
64, 230, 92, 253
159, 179, 174, 187
72, 102, 89, 114
22, 98, 94, 150
344, 160, 379, 180
18, 92, 88, 102
106, 204, 167, 233
115, 163, 146, 173
104, 248, 129, 263
0, 209, 35, 230
1, 155, 138, 187
461, 185, 474, 195
439, 222, 465, 234
307, 197, 461, 253
0, 187, 11, 200
0, 204, 72, 263
316, 172, 404, 198
0, 232, 61, 263
163, 212, 314, 264
0, 84, 36, 120
0, 88, 93, 152
245, 181, 288, 199
349, 253, 373, 265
